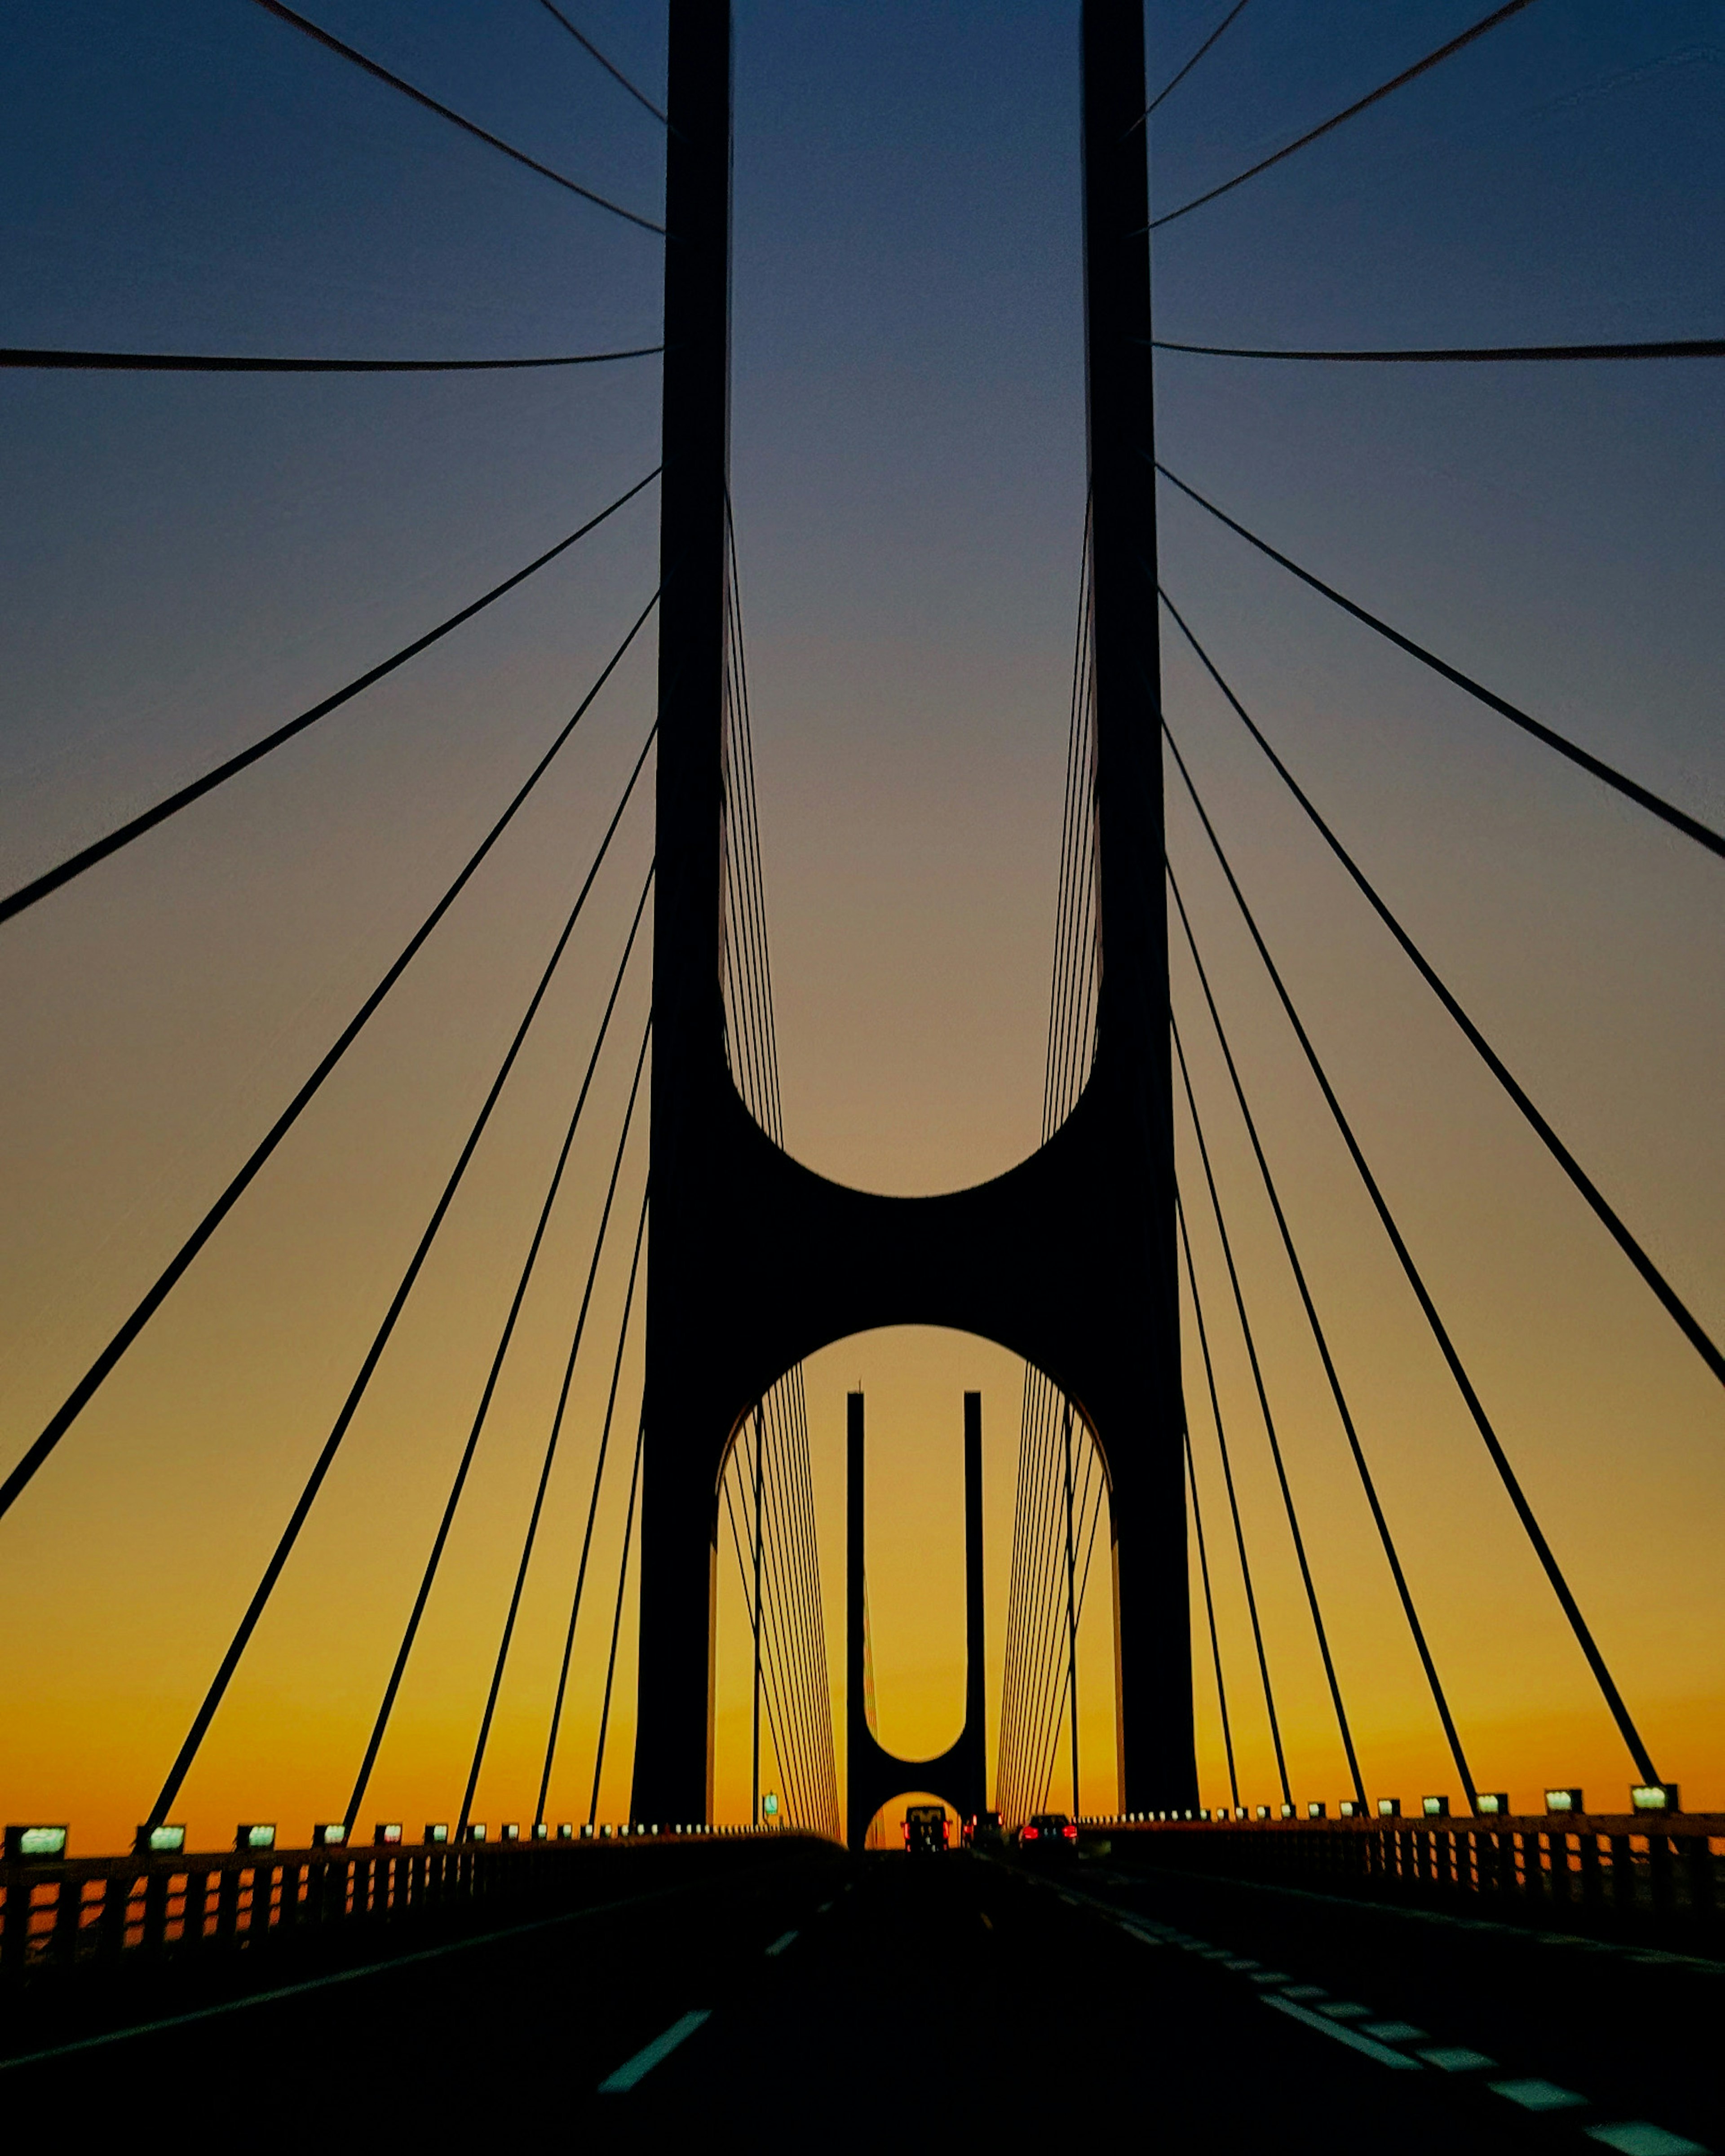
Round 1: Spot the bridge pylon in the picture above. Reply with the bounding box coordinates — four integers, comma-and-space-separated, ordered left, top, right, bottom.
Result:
632, 0, 1195, 1827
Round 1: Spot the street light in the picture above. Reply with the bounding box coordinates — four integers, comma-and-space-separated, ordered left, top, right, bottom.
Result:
5, 1825, 67, 1861
237, 1824, 277, 1851
1544, 1789, 1583, 1815
136, 1825, 185, 1854
1631, 1785, 1680, 1812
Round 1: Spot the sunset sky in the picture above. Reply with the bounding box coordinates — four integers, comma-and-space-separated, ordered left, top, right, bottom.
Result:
1, 0, 1720, 1854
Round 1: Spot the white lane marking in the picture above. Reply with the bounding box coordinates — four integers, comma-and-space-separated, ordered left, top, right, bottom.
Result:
1264, 1993, 1422, 2070
764, 1930, 798, 1957
1585, 2125, 1711, 2156
597, 2010, 711, 2094
1492, 2078, 1590, 2113
1318, 2002, 1373, 2021
816, 1901, 833, 1913
1247, 1972, 1292, 1986
1282, 1984, 1328, 2001
1362, 2021, 1428, 2044
0, 1879, 696, 2075
1419, 2046, 1498, 2073
1224, 1958, 1261, 1971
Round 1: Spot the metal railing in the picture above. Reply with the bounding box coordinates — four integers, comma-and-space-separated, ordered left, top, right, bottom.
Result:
1089, 1813, 1723, 1937
0, 1826, 776, 1981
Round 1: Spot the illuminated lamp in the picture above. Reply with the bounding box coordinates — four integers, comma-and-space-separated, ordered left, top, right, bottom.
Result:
1473, 1793, 1510, 1816
1376, 1799, 1401, 1819
137, 1825, 186, 1855
465, 1823, 488, 1843
532, 1823, 548, 1841
1278, 1804, 1295, 1820
1421, 1796, 1450, 1819
1543, 1789, 1582, 1815
1338, 1802, 1358, 1820
424, 1823, 449, 1845
237, 1824, 277, 1851
312, 1823, 347, 1848
1306, 1803, 1326, 1820
374, 1824, 402, 1847
559, 1823, 575, 1840
1254, 1806, 1270, 1821
6, 1825, 68, 1861
1631, 1785, 1680, 1813
579, 1825, 593, 1840
501, 1823, 520, 1842
1234, 1808, 1247, 1821
1199, 1809, 1211, 1822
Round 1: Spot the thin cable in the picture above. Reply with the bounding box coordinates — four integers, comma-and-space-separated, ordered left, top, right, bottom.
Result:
0, 344, 664, 373
343, 881, 652, 1833
1151, 0, 1540, 230
536, 1180, 651, 1822
145, 762, 646, 1828
1164, 729, 1663, 1785
252, 0, 664, 234
1150, 336, 1725, 363
1160, 599, 1722, 1388
1177, 1188, 1290, 1806
1135, 0, 1254, 126
535, 0, 667, 124
0, 470, 659, 928
457, 1005, 655, 1831
1167, 857, 1478, 1810
722, 1467, 804, 1825
1155, 461, 1725, 859
1186, 1426, 1239, 1812
1173, 1011, 1367, 1807
0, 616, 657, 1528
588, 1413, 645, 1825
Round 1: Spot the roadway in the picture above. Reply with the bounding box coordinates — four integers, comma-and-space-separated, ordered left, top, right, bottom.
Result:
3, 1839, 1716, 2150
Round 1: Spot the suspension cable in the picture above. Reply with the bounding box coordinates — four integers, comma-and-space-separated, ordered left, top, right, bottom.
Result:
0, 344, 664, 373
536, 1180, 650, 1822
1150, 336, 1725, 364
1177, 1186, 1290, 1806
588, 1413, 645, 1825
1186, 1425, 1239, 1812
536, 0, 667, 123
1164, 728, 1663, 1785
344, 885, 652, 1833
252, 0, 664, 234
1151, 0, 1540, 231
457, 1006, 655, 1831
1134, 0, 1254, 127
0, 472, 659, 928
1173, 1013, 1367, 1808
1155, 462, 1724, 859
1167, 856, 1479, 1808
0, 619, 658, 1526
1161, 601, 1721, 1387
145, 786, 646, 1827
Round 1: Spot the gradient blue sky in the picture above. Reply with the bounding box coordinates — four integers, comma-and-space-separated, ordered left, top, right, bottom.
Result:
2, 2, 1721, 1843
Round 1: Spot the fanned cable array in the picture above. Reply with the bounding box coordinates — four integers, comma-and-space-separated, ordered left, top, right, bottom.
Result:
995, 519, 1112, 1825
713, 507, 842, 1839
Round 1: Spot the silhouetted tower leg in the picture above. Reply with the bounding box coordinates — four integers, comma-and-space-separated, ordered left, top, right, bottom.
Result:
632, 0, 733, 1827
1080, 0, 1196, 1810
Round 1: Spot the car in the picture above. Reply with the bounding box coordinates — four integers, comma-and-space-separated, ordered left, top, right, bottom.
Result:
1018, 1811, 1079, 1854
961, 1811, 1004, 1850
902, 1804, 950, 1855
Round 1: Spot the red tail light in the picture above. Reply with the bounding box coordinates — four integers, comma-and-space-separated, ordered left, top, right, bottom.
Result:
1063, 1825, 1077, 1839
1023, 1827, 1039, 1839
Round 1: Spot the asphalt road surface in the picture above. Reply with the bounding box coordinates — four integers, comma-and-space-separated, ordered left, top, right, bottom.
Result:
4, 1842, 1716, 2151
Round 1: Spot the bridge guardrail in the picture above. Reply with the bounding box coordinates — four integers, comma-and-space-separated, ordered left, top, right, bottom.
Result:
1086, 1814, 1723, 1940
0, 1828, 791, 1981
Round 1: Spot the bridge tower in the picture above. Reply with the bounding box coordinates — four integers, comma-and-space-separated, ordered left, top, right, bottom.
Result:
634, 0, 1194, 1825
846, 1392, 987, 1851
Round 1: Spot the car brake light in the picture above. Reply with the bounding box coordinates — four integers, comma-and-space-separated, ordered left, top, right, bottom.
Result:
1063, 1825, 1077, 1839
1024, 1827, 1038, 1839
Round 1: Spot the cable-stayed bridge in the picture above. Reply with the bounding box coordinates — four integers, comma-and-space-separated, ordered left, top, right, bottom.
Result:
1, 1, 1720, 2143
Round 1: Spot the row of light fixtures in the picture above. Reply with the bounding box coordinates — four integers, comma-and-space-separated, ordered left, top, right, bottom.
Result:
1095, 1783, 1681, 1828
3, 1819, 768, 1862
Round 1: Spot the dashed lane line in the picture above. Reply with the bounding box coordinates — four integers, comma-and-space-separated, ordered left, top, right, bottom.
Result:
1264, 1993, 1423, 2069
1585, 2125, 1711, 2156
597, 2010, 711, 2094
764, 1931, 798, 1957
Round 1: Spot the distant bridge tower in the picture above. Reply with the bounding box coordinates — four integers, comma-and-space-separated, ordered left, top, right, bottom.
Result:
846, 1392, 987, 1850
633, 0, 1194, 1824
